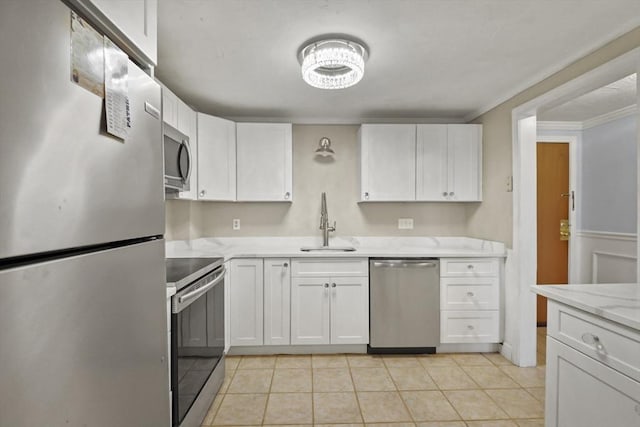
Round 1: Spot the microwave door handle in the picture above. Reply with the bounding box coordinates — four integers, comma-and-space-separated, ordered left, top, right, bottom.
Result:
176, 267, 225, 308
178, 140, 191, 183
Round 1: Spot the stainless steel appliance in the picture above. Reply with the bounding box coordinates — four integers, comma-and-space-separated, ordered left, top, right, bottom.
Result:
164, 123, 192, 192
0, 2, 168, 426
167, 258, 226, 427
369, 258, 440, 353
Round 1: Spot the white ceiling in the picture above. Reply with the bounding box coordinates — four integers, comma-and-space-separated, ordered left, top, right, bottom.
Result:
537, 74, 637, 122
156, 0, 640, 123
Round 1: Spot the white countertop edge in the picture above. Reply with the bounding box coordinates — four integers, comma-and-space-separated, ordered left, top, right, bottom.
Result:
165, 236, 507, 261
532, 284, 640, 331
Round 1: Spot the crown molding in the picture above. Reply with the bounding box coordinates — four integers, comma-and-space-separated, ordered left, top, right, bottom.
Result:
582, 104, 637, 129
537, 121, 583, 131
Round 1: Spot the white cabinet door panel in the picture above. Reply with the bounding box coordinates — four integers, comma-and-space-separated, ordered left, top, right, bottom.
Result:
291, 278, 330, 345
330, 277, 369, 344
162, 87, 178, 129
197, 114, 236, 201
230, 259, 264, 346
416, 124, 448, 200
264, 258, 291, 346
546, 337, 640, 427
359, 124, 416, 201
236, 123, 292, 201
177, 101, 197, 200
448, 124, 482, 201
84, 0, 157, 65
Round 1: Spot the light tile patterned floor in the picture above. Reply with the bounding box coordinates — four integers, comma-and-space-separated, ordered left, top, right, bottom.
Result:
200, 349, 546, 427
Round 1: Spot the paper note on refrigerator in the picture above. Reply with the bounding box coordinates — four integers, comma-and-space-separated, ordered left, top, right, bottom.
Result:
104, 36, 131, 140
70, 11, 104, 97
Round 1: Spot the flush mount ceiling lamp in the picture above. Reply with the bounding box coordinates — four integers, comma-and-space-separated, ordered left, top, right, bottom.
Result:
298, 38, 368, 90
315, 137, 335, 156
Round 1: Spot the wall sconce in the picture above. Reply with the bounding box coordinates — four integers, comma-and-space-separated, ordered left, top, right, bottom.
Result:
315, 137, 335, 157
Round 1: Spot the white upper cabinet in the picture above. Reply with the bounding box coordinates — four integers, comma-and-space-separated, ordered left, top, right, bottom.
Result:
79, 0, 158, 66
359, 124, 416, 201
236, 123, 293, 202
161, 86, 178, 129
416, 124, 482, 202
197, 114, 236, 201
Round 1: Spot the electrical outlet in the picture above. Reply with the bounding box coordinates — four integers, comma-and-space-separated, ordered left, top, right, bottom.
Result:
232, 219, 240, 230
398, 218, 414, 229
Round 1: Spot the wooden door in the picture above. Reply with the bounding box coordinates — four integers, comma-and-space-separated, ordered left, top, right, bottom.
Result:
536, 142, 569, 325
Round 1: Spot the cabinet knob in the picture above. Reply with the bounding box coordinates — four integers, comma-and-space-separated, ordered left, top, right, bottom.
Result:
467, 264, 474, 269
199, 190, 205, 197
324, 283, 329, 288
331, 283, 337, 288
449, 191, 455, 196
284, 192, 290, 200
467, 291, 474, 297
467, 325, 474, 330
442, 191, 448, 197
283, 262, 288, 268
581, 333, 604, 350
364, 192, 370, 200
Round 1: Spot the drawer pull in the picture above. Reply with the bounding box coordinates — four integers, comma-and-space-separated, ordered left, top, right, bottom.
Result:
467, 325, 474, 330
581, 333, 605, 351
467, 264, 474, 269
467, 291, 475, 297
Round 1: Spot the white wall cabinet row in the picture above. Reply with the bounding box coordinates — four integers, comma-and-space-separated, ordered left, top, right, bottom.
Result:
440, 258, 500, 343
229, 258, 369, 347
359, 124, 482, 202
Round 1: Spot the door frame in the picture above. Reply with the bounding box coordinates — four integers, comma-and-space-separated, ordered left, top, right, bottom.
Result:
536, 136, 579, 284
508, 47, 640, 367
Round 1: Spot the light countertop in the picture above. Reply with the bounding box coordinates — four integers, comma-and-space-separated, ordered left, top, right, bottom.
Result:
165, 236, 506, 261
532, 283, 640, 331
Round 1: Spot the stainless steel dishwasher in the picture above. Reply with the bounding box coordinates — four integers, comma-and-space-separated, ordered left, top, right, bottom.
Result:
369, 258, 440, 354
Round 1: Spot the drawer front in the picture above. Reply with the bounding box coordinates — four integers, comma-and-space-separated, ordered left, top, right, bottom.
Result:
547, 301, 640, 382
292, 258, 368, 277
440, 278, 499, 310
440, 310, 499, 343
441, 258, 499, 277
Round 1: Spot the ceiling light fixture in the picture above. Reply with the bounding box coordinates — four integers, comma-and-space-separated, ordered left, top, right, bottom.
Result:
298, 38, 368, 90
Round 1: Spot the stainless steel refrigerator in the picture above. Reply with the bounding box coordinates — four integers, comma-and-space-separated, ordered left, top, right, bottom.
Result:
0, 1, 169, 426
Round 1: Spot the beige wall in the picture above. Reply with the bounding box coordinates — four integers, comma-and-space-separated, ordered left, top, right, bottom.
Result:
467, 26, 640, 247
166, 125, 469, 240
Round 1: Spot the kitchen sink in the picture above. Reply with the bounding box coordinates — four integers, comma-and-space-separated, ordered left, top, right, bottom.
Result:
300, 246, 357, 252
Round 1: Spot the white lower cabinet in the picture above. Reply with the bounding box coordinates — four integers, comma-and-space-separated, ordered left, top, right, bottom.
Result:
229, 259, 264, 346
544, 300, 640, 426
291, 259, 369, 345
440, 257, 500, 344
264, 258, 291, 345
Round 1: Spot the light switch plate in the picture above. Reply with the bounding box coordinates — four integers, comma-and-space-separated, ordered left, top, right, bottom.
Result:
232, 219, 240, 230
398, 218, 414, 229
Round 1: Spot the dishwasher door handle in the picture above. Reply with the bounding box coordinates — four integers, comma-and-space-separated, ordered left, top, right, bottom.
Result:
372, 260, 438, 268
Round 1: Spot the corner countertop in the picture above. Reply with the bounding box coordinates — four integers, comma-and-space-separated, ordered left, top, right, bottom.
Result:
165, 236, 506, 261
532, 283, 640, 331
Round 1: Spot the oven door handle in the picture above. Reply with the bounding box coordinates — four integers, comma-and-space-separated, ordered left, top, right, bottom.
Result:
177, 267, 225, 305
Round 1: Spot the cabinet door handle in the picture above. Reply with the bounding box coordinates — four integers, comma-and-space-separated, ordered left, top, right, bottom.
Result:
283, 262, 288, 268
467, 264, 475, 269
331, 283, 337, 288
364, 192, 370, 200
467, 291, 474, 297
442, 191, 448, 197
581, 333, 604, 351
199, 190, 205, 197
467, 325, 474, 330
324, 283, 329, 288
449, 191, 455, 196
284, 192, 290, 200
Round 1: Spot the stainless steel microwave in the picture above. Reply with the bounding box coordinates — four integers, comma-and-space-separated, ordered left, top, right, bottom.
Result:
164, 124, 191, 192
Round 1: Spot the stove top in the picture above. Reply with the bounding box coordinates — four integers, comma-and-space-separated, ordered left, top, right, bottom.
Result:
166, 257, 224, 289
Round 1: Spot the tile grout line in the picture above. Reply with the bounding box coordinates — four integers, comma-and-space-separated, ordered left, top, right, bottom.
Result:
259, 357, 276, 426
346, 353, 367, 424
382, 356, 417, 424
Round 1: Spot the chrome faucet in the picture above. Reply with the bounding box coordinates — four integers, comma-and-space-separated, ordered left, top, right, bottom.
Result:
319, 192, 336, 247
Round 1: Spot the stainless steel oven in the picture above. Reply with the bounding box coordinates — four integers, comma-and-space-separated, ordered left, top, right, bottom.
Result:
169, 259, 225, 427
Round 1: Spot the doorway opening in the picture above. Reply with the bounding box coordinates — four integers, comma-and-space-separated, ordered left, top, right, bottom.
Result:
509, 47, 640, 367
